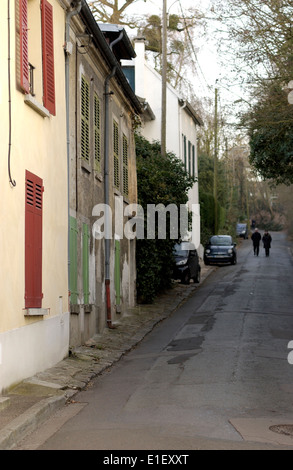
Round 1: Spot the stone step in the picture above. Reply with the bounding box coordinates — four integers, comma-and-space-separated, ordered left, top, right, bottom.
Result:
0, 398, 10, 412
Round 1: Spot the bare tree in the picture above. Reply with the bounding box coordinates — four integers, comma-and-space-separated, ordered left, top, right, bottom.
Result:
88, 1, 207, 92
212, 0, 293, 84
88, 0, 147, 28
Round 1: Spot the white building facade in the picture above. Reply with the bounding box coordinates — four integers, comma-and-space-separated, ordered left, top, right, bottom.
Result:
122, 38, 202, 252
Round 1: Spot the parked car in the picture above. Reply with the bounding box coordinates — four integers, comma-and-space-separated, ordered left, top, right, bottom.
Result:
236, 223, 248, 239
173, 242, 201, 284
204, 235, 237, 265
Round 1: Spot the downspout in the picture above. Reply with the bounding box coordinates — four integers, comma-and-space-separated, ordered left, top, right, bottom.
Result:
7, 0, 16, 187
65, 0, 82, 306
104, 31, 124, 328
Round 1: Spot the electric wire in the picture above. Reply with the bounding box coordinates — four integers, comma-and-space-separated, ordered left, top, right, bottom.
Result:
178, 0, 212, 96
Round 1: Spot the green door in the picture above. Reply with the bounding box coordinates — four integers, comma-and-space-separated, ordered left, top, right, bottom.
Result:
82, 223, 90, 305
69, 216, 78, 304
114, 239, 121, 308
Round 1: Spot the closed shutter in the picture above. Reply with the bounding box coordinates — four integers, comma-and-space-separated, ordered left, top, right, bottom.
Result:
81, 76, 90, 162
192, 145, 195, 177
82, 223, 90, 305
188, 141, 191, 175
113, 120, 119, 189
122, 134, 129, 196
41, 0, 56, 115
69, 217, 78, 304
183, 134, 187, 169
94, 93, 101, 172
25, 171, 43, 309
114, 239, 121, 307
19, 0, 30, 94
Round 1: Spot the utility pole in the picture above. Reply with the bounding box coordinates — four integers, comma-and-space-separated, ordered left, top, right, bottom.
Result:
214, 86, 218, 233
161, 0, 167, 158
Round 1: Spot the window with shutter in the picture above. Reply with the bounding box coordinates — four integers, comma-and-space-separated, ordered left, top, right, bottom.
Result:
94, 93, 101, 172
113, 120, 120, 190
19, 0, 30, 94
25, 171, 43, 309
81, 75, 90, 163
122, 134, 129, 197
41, 0, 56, 115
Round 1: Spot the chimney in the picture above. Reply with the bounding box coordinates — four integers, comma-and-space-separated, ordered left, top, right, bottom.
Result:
134, 37, 146, 99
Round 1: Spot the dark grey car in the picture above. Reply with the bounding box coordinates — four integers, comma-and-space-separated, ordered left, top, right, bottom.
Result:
173, 242, 201, 284
204, 235, 237, 266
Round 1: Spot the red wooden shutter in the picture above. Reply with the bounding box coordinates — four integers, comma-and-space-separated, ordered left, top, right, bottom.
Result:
19, 0, 30, 94
41, 0, 56, 115
25, 171, 44, 309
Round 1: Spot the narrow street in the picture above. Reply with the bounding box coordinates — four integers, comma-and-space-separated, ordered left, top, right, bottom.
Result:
18, 232, 293, 450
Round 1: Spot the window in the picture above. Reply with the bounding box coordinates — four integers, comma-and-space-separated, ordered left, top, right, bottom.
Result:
122, 134, 129, 197
81, 75, 90, 163
19, 0, 56, 115
94, 93, 101, 172
25, 171, 43, 309
113, 120, 120, 189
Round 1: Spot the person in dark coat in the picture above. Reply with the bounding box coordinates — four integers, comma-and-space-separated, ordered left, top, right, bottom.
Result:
251, 228, 261, 256
262, 230, 272, 257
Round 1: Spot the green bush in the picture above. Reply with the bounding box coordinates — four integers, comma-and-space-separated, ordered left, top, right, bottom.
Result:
135, 135, 195, 303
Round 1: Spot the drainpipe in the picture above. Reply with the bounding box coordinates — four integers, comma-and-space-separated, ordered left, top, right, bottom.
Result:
104, 31, 124, 328
65, 0, 82, 305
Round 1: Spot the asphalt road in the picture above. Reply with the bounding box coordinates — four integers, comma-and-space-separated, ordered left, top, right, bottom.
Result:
18, 232, 293, 450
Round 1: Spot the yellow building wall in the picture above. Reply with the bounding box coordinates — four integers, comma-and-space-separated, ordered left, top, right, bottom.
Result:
0, 1, 68, 334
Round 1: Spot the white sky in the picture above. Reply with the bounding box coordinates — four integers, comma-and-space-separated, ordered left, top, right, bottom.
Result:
125, 0, 232, 103
120, 0, 251, 133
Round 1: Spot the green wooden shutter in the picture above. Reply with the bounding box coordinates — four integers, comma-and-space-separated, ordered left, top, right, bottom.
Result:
81, 75, 90, 163
70, 216, 78, 304
183, 135, 187, 169
114, 239, 121, 307
188, 141, 191, 176
192, 145, 195, 177
122, 134, 129, 196
113, 120, 120, 189
82, 223, 90, 305
94, 93, 101, 172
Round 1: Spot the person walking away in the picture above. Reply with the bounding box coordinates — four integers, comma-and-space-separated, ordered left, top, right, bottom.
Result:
251, 228, 261, 256
262, 230, 272, 257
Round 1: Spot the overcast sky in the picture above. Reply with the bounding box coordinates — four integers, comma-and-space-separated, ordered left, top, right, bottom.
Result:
125, 0, 221, 98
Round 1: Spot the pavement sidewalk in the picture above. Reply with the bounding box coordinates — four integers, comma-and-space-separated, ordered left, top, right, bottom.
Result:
0, 264, 214, 450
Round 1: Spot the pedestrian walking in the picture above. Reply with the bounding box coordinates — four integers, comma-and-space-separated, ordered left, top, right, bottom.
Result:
262, 230, 272, 257
251, 228, 261, 256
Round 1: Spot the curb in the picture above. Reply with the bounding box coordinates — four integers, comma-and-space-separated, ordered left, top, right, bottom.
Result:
0, 395, 67, 450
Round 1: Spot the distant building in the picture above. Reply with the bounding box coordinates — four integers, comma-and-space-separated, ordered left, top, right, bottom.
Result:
122, 38, 203, 251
